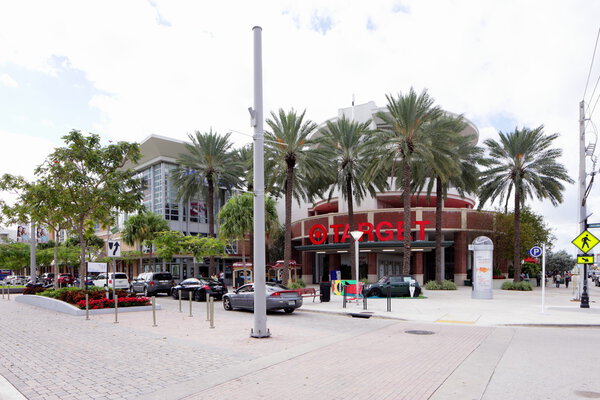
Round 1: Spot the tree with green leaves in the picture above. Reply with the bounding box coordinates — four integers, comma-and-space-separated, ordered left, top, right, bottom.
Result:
218, 193, 279, 266
2, 131, 144, 287
183, 236, 228, 274
121, 212, 169, 273
171, 130, 242, 276
370, 88, 452, 275
317, 116, 387, 280
265, 108, 328, 285
153, 230, 186, 271
478, 126, 573, 282
412, 117, 484, 283
546, 250, 576, 273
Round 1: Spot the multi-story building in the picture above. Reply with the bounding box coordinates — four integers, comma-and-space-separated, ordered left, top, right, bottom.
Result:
286, 102, 496, 285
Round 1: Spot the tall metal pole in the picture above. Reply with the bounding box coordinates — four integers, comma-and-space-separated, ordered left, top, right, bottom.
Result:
251, 26, 269, 338
30, 222, 36, 283
541, 243, 546, 313
579, 100, 590, 308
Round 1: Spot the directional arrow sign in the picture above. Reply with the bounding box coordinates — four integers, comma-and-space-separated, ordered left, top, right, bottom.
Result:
572, 230, 600, 253
107, 240, 121, 257
577, 254, 594, 264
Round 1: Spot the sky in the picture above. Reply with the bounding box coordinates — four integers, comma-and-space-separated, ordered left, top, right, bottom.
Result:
1, 0, 600, 255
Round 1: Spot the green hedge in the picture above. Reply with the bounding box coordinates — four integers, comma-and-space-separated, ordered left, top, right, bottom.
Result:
424, 280, 457, 290
501, 281, 533, 291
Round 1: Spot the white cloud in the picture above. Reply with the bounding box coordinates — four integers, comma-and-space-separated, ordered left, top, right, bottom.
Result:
0, 73, 18, 88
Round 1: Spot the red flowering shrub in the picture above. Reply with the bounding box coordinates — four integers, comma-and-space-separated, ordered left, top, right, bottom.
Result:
76, 296, 150, 309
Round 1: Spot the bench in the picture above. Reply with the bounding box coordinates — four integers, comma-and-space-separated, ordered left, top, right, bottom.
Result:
294, 287, 319, 302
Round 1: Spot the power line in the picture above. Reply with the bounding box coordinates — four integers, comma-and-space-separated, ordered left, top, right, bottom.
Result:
583, 27, 600, 101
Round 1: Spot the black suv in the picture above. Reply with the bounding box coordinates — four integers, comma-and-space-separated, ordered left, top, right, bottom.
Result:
364, 275, 422, 297
130, 272, 174, 296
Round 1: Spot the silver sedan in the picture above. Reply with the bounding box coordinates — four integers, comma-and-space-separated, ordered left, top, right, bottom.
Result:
223, 283, 303, 313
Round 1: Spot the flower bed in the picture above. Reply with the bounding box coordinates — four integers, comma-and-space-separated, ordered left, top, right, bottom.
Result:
76, 297, 150, 309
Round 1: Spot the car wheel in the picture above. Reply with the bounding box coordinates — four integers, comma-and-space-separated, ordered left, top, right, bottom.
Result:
194, 291, 203, 302
223, 297, 232, 311
172, 290, 178, 300
414, 288, 421, 297
284, 308, 295, 314
370, 288, 381, 298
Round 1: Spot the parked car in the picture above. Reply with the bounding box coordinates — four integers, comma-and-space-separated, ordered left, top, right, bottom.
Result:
171, 278, 227, 301
57, 273, 75, 286
131, 272, 174, 296
364, 275, 422, 297
6, 275, 27, 285
223, 283, 303, 313
92, 273, 129, 290
41, 273, 55, 284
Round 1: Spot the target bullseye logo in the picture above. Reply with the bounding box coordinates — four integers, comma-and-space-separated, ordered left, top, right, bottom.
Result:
309, 224, 328, 245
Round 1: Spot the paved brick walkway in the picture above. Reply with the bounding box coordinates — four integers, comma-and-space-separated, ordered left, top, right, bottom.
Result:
183, 322, 492, 400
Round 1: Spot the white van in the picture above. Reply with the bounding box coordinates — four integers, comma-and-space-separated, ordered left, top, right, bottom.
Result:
92, 273, 129, 289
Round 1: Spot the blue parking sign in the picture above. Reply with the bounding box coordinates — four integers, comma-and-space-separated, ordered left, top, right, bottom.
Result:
528, 246, 543, 258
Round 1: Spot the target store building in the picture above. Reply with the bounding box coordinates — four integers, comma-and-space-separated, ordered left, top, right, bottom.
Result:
286, 102, 495, 285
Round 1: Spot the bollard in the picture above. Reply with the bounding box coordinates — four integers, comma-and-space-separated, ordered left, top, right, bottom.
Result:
189, 292, 193, 317
342, 285, 347, 309
363, 292, 368, 310
387, 284, 392, 312
152, 296, 157, 327
114, 295, 119, 324
209, 295, 215, 329
7, 286, 9, 301
178, 290, 182, 313
85, 293, 89, 320
206, 292, 210, 321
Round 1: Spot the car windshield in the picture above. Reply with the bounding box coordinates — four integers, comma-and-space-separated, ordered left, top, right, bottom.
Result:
181, 278, 201, 285
377, 276, 389, 284
153, 273, 172, 280
114, 273, 128, 279
266, 282, 289, 290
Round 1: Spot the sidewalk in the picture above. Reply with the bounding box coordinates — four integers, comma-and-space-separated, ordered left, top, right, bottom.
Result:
300, 282, 600, 326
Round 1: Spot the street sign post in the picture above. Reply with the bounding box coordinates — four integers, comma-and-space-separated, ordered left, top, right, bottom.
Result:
572, 230, 600, 253
586, 223, 600, 229
107, 240, 121, 258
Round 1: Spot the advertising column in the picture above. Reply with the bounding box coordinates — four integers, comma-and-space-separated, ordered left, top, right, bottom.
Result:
470, 236, 493, 300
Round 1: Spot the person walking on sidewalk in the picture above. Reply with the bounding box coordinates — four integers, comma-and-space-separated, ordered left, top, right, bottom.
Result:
556, 273, 561, 288
565, 272, 571, 288
536, 272, 541, 287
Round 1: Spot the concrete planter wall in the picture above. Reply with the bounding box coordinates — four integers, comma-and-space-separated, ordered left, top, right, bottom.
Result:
15, 294, 161, 316
493, 279, 512, 289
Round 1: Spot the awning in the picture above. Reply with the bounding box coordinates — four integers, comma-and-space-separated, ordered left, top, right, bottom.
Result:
295, 240, 454, 252
271, 260, 302, 269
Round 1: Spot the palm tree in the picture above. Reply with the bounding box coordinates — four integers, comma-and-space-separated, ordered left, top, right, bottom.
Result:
413, 117, 484, 283
218, 193, 279, 266
478, 126, 573, 282
172, 130, 242, 276
370, 88, 451, 275
265, 108, 329, 285
317, 116, 387, 280
121, 212, 169, 273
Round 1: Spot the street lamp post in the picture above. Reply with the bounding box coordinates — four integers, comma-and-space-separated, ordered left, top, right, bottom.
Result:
350, 230, 363, 305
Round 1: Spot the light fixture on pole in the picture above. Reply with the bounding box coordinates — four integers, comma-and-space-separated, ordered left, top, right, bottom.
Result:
350, 230, 363, 305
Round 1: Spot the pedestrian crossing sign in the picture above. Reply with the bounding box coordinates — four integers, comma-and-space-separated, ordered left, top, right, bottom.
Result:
572, 230, 600, 253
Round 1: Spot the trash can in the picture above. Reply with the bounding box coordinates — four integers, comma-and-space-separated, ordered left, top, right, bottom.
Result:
319, 282, 331, 302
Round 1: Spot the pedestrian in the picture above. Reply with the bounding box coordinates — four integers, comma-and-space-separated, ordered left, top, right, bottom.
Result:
565, 272, 570, 288
536, 271, 541, 287
219, 270, 225, 284
555, 273, 561, 288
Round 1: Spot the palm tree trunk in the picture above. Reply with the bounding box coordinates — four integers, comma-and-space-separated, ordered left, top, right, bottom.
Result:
513, 191, 522, 283
53, 234, 59, 290
208, 177, 215, 277
402, 159, 412, 275
435, 176, 443, 284
347, 174, 356, 281
139, 244, 143, 274
283, 164, 294, 286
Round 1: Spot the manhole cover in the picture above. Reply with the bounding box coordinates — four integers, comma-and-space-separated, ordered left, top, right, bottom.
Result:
405, 330, 435, 335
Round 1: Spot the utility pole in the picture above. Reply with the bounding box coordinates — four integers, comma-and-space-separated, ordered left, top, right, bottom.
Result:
579, 100, 590, 308
30, 222, 37, 282
250, 26, 269, 338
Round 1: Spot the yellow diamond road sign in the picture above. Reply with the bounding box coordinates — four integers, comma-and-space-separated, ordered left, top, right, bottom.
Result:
572, 230, 600, 253
577, 254, 594, 264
